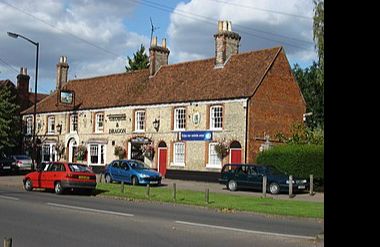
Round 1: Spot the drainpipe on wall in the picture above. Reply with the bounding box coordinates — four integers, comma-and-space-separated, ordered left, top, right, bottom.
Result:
244, 98, 249, 163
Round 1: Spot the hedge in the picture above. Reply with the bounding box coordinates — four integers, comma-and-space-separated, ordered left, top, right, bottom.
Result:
256, 144, 324, 186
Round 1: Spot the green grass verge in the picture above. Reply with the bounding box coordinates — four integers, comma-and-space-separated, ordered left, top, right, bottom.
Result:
96, 183, 324, 219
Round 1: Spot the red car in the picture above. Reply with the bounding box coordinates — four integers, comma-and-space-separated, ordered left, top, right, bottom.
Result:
23, 162, 97, 194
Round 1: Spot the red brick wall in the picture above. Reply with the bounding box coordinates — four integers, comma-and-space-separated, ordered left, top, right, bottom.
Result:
247, 49, 306, 162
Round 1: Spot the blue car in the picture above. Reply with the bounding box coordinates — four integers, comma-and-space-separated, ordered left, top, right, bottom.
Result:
104, 159, 162, 186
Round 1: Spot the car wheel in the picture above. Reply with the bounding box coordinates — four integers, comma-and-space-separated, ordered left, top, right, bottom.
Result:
132, 176, 139, 186
269, 182, 280, 194
54, 182, 64, 195
24, 179, 33, 191
105, 174, 112, 183
227, 180, 237, 191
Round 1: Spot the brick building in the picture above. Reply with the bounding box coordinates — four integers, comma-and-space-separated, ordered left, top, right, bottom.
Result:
21, 21, 306, 180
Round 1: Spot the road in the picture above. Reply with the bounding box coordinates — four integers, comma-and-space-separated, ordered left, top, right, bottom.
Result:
0, 186, 323, 247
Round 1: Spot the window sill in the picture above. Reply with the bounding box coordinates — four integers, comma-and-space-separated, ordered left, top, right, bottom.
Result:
170, 162, 185, 168
206, 164, 222, 169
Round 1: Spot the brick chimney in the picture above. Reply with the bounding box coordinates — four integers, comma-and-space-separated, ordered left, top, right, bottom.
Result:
214, 20, 241, 67
56, 56, 69, 90
17, 67, 30, 96
149, 37, 170, 76
17, 67, 30, 110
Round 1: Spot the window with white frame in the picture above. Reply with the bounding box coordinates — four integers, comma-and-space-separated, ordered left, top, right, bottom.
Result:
42, 143, 57, 162
95, 113, 104, 133
135, 110, 145, 132
207, 142, 222, 168
174, 107, 186, 130
47, 116, 55, 134
70, 114, 78, 133
173, 142, 185, 166
26, 117, 32, 135
210, 105, 223, 130
88, 144, 106, 165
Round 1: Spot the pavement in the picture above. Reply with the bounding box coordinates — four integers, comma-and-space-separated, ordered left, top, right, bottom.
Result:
0, 173, 324, 203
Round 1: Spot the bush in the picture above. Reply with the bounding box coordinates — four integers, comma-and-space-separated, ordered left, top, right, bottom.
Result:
256, 144, 324, 190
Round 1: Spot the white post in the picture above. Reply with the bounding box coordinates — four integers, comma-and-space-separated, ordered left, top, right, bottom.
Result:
262, 176, 267, 197
289, 175, 293, 198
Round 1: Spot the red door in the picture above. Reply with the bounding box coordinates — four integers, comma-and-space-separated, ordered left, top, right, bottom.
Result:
230, 149, 242, 164
158, 148, 167, 176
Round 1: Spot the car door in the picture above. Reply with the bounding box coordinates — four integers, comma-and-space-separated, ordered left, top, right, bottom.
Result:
109, 161, 120, 182
119, 161, 130, 183
235, 165, 249, 188
246, 165, 262, 189
43, 163, 60, 189
40, 162, 52, 188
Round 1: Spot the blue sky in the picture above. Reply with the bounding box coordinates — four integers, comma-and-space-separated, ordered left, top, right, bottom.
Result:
0, 0, 316, 95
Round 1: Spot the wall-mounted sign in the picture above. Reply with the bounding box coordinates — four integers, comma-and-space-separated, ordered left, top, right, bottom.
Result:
60, 90, 74, 104
180, 131, 212, 141
109, 128, 126, 134
192, 111, 201, 126
107, 114, 126, 121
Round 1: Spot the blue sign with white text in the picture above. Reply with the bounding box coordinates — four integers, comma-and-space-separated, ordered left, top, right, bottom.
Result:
180, 131, 213, 141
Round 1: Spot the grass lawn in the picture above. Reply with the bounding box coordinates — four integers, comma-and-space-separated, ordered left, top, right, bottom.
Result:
96, 183, 324, 219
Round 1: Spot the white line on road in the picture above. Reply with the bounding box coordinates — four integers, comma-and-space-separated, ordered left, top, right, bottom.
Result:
47, 203, 134, 217
175, 221, 316, 240
0, 195, 20, 201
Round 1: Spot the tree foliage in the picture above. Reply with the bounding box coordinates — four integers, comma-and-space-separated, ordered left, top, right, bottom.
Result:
0, 84, 20, 155
276, 123, 324, 145
313, 0, 324, 72
293, 62, 324, 129
125, 44, 149, 72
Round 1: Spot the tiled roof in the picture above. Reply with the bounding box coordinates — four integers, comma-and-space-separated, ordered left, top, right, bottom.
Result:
21, 47, 282, 115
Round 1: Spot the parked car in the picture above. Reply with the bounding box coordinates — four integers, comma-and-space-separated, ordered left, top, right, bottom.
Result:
23, 162, 97, 194
104, 159, 162, 185
11, 154, 33, 172
219, 164, 309, 194
0, 153, 15, 174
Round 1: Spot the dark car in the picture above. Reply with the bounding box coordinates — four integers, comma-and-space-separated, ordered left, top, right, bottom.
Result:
23, 162, 97, 194
104, 159, 162, 185
0, 153, 15, 174
219, 164, 309, 194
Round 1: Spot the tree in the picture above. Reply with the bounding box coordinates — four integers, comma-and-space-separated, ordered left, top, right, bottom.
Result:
0, 84, 20, 155
313, 0, 324, 73
293, 62, 324, 129
125, 44, 149, 72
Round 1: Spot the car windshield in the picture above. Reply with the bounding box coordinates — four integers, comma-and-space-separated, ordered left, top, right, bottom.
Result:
14, 155, 31, 160
259, 166, 285, 176
68, 163, 92, 173
130, 160, 150, 170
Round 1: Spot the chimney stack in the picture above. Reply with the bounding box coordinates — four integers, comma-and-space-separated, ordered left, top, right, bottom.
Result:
149, 37, 170, 76
17, 67, 30, 110
56, 56, 69, 90
214, 20, 241, 67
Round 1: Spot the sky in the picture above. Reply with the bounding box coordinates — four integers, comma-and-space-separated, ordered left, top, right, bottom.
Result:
0, 0, 316, 95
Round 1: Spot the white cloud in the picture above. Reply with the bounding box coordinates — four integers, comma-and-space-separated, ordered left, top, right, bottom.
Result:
0, 0, 145, 93
167, 0, 317, 66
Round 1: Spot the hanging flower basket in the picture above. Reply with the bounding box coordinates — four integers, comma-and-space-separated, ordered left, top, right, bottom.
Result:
76, 145, 87, 161
141, 143, 154, 160
114, 145, 125, 160
214, 141, 229, 160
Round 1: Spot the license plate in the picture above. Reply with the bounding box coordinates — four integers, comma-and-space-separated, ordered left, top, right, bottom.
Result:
298, 185, 305, 189
79, 176, 89, 180
3, 166, 10, 169
149, 181, 158, 184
